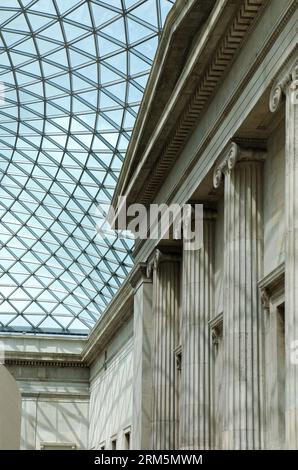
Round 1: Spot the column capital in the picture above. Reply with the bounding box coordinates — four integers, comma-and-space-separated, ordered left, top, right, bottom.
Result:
146, 248, 180, 278
129, 262, 151, 289
213, 142, 266, 189
269, 57, 298, 113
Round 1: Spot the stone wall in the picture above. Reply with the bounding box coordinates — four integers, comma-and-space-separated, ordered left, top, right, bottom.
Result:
88, 318, 133, 450
7, 362, 89, 450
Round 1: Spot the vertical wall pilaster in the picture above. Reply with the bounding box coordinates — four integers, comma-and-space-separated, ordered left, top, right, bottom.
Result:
179, 210, 215, 450
131, 263, 153, 450
270, 59, 298, 449
214, 142, 265, 449
148, 250, 180, 450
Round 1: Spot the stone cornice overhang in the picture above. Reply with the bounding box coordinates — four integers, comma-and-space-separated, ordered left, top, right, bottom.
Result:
0, 333, 86, 367
134, 0, 298, 263
2, 279, 134, 368
112, 0, 269, 212
113, 0, 217, 207
5, 357, 87, 368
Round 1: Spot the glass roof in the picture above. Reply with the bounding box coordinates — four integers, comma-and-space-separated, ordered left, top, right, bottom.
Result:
0, 0, 174, 335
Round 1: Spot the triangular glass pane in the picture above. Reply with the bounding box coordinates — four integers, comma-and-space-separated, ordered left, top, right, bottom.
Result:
0, 10, 18, 26
129, 51, 150, 74
131, 0, 158, 28
29, 0, 57, 16
126, 17, 154, 44
5, 13, 30, 32
66, 3, 92, 27
37, 23, 64, 42
91, 3, 119, 27
26, 12, 53, 31
63, 21, 87, 42
100, 17, 126, 43
55, 0, 81, 15
96, 34, 122, 56
1, 32, 27, 48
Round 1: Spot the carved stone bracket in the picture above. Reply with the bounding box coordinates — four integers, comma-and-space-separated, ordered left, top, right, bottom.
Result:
213, 142, 239, 188
258, 262, 285, 311
174, 344, 182, 372
213, 142, 266, 189
269, 58, 298, 113
260, 289, 271, 311
146, 249, 162, 278
209, 312, 223, 348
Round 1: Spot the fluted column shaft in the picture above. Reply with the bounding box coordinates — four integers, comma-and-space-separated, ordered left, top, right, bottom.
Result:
214, 143, 265, 449
285, 66, 298, 449
223, 159, 263, 449
179, 211, 215, 449
270, 61, 298, 448
149, 250, 180, 450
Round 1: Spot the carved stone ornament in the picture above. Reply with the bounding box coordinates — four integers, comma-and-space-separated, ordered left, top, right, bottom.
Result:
269, 59, 298, 113
146, 249, 161, 278
209, 312, 223, 348
269, 84, 283, 113
258, 262, 285, 312
213, 142, 239, 189
260, 289, 271, 311
213, 141, 266, 189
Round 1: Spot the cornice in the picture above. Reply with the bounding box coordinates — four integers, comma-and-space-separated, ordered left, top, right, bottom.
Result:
5, 357, 87, 368
117, 1, 297, 264
258, 263, 285, 310
40, 442, 78, 449
20, 391, 89, 400
162, 3, 298, 212
132, 0, 297, 235
113, 0, 216, 206
127, 0, 270, 206
2, 279, 134, 368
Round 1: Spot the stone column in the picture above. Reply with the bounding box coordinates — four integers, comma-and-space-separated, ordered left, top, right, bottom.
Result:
148, 249, 180, 450
269, 58, 298, 449
213, 142, 265, 449
179, 209, 216, 450
130, 263, 153, 450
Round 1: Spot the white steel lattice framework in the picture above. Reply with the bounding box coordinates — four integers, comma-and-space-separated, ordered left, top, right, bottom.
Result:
0, 0, 174, 334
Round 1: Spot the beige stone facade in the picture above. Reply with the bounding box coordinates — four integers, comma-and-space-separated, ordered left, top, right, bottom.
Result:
1, 0, 298, 450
